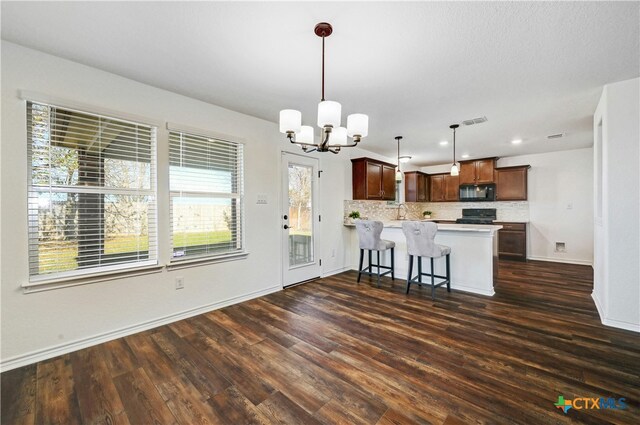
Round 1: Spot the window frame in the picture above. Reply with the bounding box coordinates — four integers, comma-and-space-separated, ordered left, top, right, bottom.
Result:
167, 125, 246, 264
24, 99, 160, 287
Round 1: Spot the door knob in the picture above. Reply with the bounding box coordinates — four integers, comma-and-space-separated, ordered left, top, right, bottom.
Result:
283, 225, 289, 229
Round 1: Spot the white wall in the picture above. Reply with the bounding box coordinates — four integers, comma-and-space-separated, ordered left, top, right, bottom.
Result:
421, 149, 594, 265
498, 149, 593, 264
0, 42, 354, 369
592, 77, 640, 332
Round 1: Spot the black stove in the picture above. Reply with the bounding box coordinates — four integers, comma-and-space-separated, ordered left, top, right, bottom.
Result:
456, 208, 496, 225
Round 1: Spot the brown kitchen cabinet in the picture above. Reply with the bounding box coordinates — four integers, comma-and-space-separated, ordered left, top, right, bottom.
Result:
351, 157, 397, 200
495, 165, 530, 200
496, 222, 527, 261
459, 158, 497, 184
429, 173, 459, 202
404, 171, 430, 202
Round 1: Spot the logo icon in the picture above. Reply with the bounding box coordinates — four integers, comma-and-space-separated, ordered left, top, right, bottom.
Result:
555, 396, 572, 414
554, 395, 627, 414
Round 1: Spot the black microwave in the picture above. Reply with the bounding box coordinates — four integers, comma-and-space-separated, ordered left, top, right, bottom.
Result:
459, 183, 496, 202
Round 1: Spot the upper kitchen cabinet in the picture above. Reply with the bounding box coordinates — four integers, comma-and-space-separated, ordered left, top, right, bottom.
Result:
459, 158, 497, 184
404, 171, 429, 202
351, 157, 397, 201
430, 173, 459, 202
495, 165, 530, 200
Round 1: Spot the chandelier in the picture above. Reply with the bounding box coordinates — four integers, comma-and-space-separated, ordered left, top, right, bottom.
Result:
279, 22, 369, 154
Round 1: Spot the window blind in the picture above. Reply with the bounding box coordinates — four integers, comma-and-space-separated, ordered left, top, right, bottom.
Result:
169, 130, 244, 260
27, 101, 158, 281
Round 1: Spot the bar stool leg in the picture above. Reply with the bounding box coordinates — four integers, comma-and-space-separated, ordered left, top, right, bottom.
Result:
418, 256, 423, 285
376, 250, 381, 287
446, 253, 451, 292
430, 257, 436, 300
357, 249, 364, 283
406, 255, 413, 294
390, 248, 395, 281
368, 250, 372, 276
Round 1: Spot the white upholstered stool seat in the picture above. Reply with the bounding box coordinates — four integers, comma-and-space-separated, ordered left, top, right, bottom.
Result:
355, 220, 395, 286
401, 221, 451, 299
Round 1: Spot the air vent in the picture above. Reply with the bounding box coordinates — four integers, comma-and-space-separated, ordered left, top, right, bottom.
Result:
462, 116, 487, 126
547, 133, 564, 139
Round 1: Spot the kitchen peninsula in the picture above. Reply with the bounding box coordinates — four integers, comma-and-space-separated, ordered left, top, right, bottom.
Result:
346, 221, 502, 296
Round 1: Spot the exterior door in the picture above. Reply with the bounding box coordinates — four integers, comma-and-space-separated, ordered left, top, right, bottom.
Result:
281, 152, 321, 287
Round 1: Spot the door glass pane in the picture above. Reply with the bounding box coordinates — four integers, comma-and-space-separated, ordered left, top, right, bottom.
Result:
288, 164, 313, 267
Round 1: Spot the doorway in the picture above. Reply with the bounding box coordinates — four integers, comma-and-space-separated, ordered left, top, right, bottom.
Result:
281, 152, 321, 287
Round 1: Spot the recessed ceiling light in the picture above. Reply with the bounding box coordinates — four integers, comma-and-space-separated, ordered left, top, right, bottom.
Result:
461, 154, 470, 159
439, 140, 448, 146
398, 155, 412, 163
511, 139, 522, 145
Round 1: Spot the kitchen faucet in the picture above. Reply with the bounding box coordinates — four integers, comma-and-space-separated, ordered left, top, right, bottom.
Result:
397, 203, 408, 220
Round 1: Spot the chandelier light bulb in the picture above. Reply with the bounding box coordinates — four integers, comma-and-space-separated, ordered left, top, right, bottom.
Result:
317, 100, 342, 128
296, 126, 314, 144
279, 109, 301, 134
347, 114, 369, 138
331, 126, 348, 145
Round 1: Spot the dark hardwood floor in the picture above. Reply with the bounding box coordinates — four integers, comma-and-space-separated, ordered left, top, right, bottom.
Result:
2, 260, 639, 424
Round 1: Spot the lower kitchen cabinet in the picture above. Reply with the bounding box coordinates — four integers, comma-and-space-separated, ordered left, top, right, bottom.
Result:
496, 222, 527, 261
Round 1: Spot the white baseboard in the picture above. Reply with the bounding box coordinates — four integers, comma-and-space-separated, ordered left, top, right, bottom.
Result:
527, 255, 593, 266
322, 266, 353, 278
0, 285, 282, 372
591, 291, 606, 319
591, 292, 640, 333
601, 317, 640, 333
450, 284, 495, 297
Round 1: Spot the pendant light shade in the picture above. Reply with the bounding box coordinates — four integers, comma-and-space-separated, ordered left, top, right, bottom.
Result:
347, 114, 369, 138
331, 126, 348, 145
280, 109, 301, 134
317, 100, 342, 128
296, 125, 314, 144
449, 124, 460, 176
451, 163, 459, 176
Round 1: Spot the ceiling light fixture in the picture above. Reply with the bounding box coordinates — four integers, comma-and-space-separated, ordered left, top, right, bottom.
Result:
439, 140, 448, 146
279, 22, 368, 154
461, 154, 470, 159
399, 155, 412, 163
511, 139, 522, 145
395, 136, 404, 182
450, 124, 460, 176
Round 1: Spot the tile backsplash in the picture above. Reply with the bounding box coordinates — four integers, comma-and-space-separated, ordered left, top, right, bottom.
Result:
344, 200, 529, 222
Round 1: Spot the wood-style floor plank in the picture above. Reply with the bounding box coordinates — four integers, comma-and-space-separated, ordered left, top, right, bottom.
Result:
2, 260, 640, 424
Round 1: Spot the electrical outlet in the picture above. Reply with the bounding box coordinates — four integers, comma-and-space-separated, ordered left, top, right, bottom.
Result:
175, 277, 185, 290
555, 242, 566, 253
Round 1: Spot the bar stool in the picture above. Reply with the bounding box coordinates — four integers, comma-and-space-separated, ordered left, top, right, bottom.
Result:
355, 220, 395, 287
401, 221, 451, 299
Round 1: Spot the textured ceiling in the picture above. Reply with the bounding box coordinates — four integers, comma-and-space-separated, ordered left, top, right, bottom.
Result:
2, 1, 638, 165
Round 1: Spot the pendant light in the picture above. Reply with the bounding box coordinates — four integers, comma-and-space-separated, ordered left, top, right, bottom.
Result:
395, 136, 403, 182
450, 124, 460, 176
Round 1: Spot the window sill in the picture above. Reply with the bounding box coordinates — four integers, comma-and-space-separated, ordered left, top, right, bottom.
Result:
22, 264, 165, 294
166, 251, 249, 270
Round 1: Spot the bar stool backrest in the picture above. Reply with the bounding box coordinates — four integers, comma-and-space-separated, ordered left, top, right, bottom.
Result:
402, 221, 441, 258
355, 220, 385, 250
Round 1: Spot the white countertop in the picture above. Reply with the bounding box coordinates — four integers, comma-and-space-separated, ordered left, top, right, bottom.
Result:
344, 220, 503, 232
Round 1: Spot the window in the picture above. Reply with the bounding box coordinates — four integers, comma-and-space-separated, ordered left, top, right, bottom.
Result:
169, 130, 244, 260
27, 101, 157, 281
